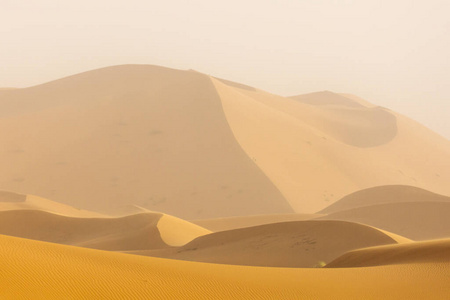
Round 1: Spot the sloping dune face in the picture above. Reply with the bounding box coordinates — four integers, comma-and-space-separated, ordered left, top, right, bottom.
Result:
319, 201, 450, 240
0, 210, 169, 251
2, 234, 448, 300
131, 220, 402, 268
0, 190, 103, 217
319, 185, 450, 214
212, 78, 450, 212
192, 213, 323, 232
0, 65, 291, 219
0, 209, 210, 250
327, 239, 450, 268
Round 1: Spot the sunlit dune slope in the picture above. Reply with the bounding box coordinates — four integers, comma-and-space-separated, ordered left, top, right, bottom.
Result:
319, 185, 450, 214
0, 190, 103, 217
0, 65, 291, 219
192, 213, 323, 232
319, 201, 450, 240
0, 210, 210, 250
1, 234, 448, 299
326, 238, 450, 268
213, 77, 450, 212
129, 220, 404, 268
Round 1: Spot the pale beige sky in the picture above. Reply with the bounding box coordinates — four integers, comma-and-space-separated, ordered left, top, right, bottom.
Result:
1, 0, 449, 138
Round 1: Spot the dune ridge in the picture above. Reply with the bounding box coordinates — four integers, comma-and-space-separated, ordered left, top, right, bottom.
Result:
319, 201, 450, 240
192, 213, 323, 232
130, 220, 406, 268
0, 190, 103, 217
319, 185, 450, 214
0, 209, 210, 251
326, 239, 450, 268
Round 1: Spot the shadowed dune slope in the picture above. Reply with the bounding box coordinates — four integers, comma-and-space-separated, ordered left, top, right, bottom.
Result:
326, 239, 450, 268
0, 209, 210, 250
0, 190, 104, 217
1, 235, 449, 299
192, 213, 323, 232
0, 210, 211, 250
0, 65, 291, 219
0, 210, 168, 251
129, 220, 404, 268
319, 201, 450, 240
213, 77, 450, 212
319, 185, 450, 214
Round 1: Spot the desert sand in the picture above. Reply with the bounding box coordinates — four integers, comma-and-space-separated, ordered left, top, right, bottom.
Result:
1, 65, 449, 299
327, 238, 450, 267
0, 190, 103, 217
1, 234, 449, 299
192, 213, 323, 231
0, 209, 210, 251
129, 220, 406, 268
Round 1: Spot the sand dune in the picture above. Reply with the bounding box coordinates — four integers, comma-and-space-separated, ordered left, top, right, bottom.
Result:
0, 65, 291, 219
319, 185, 450, 214
0, 209, 210, 251
319, 201, 450, 240
130, 220, 405, 268
327, 239, 450, 268
1, 65, 450, 217
212, 77, 450, 212
192, 213, 323, 232
1, 234, 448, 299
0, 190, 103, 217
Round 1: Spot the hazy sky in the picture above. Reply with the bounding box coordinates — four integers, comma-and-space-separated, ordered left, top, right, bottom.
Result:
1, 0, 449, 139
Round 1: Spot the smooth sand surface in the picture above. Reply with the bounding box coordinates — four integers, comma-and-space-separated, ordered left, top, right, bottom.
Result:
0, 210, 210, 251
319, 185, 450, 214
129, 220, 405, 268
192, 213, 323, 231
319, 201, 450, 240
0, 190, 104, 217
1, 234, 448, 299
327, 238, 450, 268
212, 77, 450, 213
0, 65, 291, 219
1, 65, 449, 217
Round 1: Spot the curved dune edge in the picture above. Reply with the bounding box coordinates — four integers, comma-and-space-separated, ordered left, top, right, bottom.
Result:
1, 234, 448, 299
0, 191, 104, 217
0, 210, 168, 251
192, 213, 323, 232
157, 214, 212, 246
319, 201, 450, 240
0, 65, 291, 219
319, 185, 450, 214
130, 220, 405, 268
326, 239, 450, 268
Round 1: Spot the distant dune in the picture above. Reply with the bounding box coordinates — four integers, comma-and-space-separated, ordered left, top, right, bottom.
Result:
327, 238, 450, 268
0, 65, 291, 219
0, 190, 103, 217
129, 220, 405, 268
319, 201, 450, 240
1, 65, 450, 217
0, 210, 210, 251
318, 185, 450, 214
192, 213, 323, 231
1, 234, 448, 299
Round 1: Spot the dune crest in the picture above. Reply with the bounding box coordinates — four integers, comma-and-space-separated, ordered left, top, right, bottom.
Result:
131, 220, 406, 268
0, 209, 211, 251
327, 239, 450, 268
